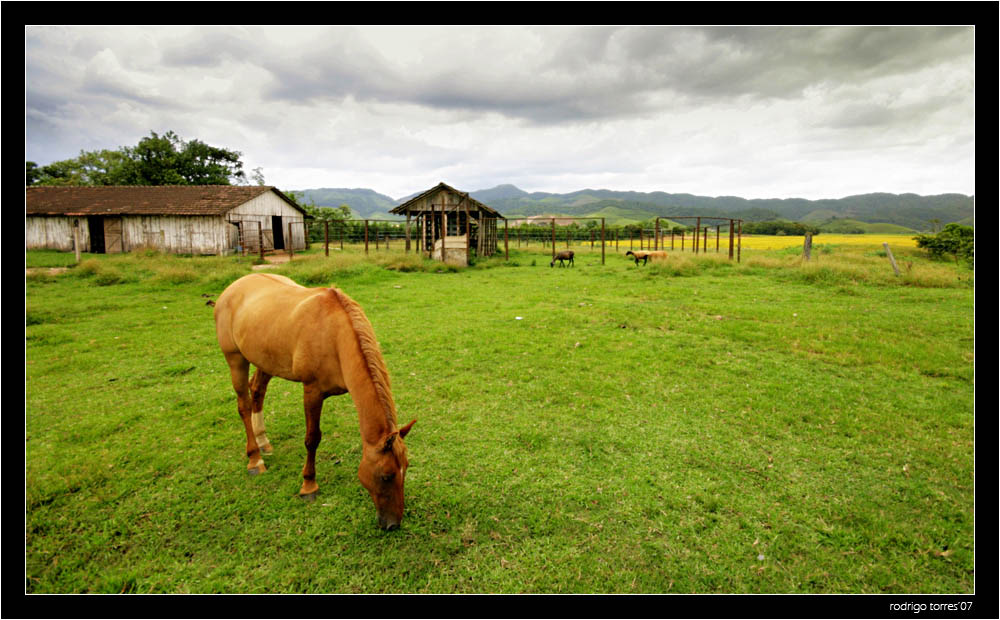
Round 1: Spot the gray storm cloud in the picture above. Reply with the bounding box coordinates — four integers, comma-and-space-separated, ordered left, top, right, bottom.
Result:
25, 25, 975, 199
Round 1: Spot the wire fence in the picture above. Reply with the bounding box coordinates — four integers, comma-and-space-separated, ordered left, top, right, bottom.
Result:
297, 216, 744, 263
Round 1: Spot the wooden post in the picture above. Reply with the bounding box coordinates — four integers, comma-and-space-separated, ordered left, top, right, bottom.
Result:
441, 209, 446, 262
364, 220, 369, 255
695, 217, 701, 254
883, 242, 901, 275
655, 218, 660, 250
601, 218, 605, 265
73, 221, 81, 263
738, 219, 742, 263
258, 225, 265, 262
504, 219, 509, 261
324, 220, 329, 256
551, 218, 556, 260
803, 232, 813, 261
465, 204, 471, 265
716, 226, 720, 253
287, 223, 294, 258
728, 219, 734, 260
406, 208, 411, 253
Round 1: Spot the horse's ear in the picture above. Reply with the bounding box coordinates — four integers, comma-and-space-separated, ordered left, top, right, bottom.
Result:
399, 419, 416, 438
382, 432, 398, 453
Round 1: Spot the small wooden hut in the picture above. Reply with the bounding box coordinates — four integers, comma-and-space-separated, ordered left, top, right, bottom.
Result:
390, 182, 504, 265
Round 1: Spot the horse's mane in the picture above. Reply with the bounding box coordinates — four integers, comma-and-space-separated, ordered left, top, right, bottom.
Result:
331, 288, 397, 429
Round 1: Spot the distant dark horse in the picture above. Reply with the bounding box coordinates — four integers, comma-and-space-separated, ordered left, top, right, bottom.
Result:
550, 250, 575, 268
625, 250, 667, 266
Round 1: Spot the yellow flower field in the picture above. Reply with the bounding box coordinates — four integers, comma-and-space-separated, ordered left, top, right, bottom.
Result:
739, 233, 918, 250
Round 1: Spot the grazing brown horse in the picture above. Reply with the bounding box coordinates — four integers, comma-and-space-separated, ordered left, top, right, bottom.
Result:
550, 250, 575, 267
625, 250, 667, 266
214, 273, 415, 530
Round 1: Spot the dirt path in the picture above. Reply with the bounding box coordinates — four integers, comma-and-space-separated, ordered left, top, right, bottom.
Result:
251, 251, 293, 270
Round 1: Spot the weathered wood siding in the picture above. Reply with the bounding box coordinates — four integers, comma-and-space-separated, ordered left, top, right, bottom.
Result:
227, 191, 307, 251
25, 216, 81, 251
124, 215, 228, 254
403, 187, 467, 216
25, 190, 306, 255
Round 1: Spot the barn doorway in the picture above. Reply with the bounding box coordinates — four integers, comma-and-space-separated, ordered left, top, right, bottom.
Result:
86, 216, 123, 253
271, 215, 284, 250
88, 216, 105, 253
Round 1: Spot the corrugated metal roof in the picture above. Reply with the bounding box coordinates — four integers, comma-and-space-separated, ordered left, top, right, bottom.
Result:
390, 182, 504, 218
25, 185, 306, 217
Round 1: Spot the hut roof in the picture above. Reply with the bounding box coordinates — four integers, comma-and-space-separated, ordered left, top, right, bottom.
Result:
389, 182, 504, 218
25, 185, 305, 217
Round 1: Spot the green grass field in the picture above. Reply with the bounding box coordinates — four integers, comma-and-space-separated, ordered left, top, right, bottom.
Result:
24, 241, 975, 594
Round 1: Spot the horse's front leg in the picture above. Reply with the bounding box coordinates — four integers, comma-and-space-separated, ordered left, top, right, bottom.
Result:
226, 353, 265, 475
249, 368, 274, 454
298, 383, 325, 500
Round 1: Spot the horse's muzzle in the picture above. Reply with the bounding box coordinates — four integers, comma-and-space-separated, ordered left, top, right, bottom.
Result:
378, 513, 400, 531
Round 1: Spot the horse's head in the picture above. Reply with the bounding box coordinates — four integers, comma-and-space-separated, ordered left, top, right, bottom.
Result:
358, 419, 416, 530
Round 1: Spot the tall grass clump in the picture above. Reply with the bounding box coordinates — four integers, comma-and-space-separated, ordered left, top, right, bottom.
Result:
72, 258, 135, 286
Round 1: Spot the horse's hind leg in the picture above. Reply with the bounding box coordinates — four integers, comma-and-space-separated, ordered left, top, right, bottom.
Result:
225, 353, 266, 475
249, 368, 274, 455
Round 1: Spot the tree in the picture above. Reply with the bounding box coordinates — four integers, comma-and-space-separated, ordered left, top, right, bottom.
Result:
914, 223, 974, 267
26, 131, 247, 187
120, 131, 246, 185
26, 161, 41, 185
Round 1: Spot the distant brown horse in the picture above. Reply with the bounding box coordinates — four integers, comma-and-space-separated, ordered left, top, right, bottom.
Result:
550, 250, 575, 267
214, 273, 415, 530
625, 250, 667, 266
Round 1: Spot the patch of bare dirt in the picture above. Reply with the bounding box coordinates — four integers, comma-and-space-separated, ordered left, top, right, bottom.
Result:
251, 251, 293, 270
26, 267, 69, 276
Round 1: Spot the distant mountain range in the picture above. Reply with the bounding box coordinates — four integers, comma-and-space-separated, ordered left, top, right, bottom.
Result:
296, 184, 974, 232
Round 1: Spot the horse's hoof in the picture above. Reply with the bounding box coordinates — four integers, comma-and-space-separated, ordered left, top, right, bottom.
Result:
298, 492, 318, 503
247, 463, 266, 476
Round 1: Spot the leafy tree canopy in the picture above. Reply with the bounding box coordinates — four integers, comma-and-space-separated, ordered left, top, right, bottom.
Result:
27, 131, 247, 187
914, 223, 974, 267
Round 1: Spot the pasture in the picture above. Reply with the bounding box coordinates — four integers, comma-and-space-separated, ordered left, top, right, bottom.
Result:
24, 239, 975, 595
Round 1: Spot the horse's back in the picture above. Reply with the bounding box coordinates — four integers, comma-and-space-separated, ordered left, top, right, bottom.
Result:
214, 274, 336, 374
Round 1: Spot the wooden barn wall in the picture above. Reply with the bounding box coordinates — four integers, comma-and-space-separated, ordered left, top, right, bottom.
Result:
26, 192, 306, 255
124, 215, 228, 254
27, 214, 228, 254
227, 192, 307, 250
25, 216, 81, 251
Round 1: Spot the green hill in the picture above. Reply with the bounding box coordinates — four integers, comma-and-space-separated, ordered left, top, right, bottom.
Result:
289, 184, 974, 231
817, 218, 919, 234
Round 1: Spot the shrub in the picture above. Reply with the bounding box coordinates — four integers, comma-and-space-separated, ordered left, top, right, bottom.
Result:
914, 224, 974, 267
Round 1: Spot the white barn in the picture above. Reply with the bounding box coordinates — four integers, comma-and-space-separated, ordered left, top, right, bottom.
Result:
25, 185, 309, 255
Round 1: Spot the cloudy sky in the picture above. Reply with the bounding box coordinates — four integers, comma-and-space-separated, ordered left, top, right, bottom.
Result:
25, 25, 976, 200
